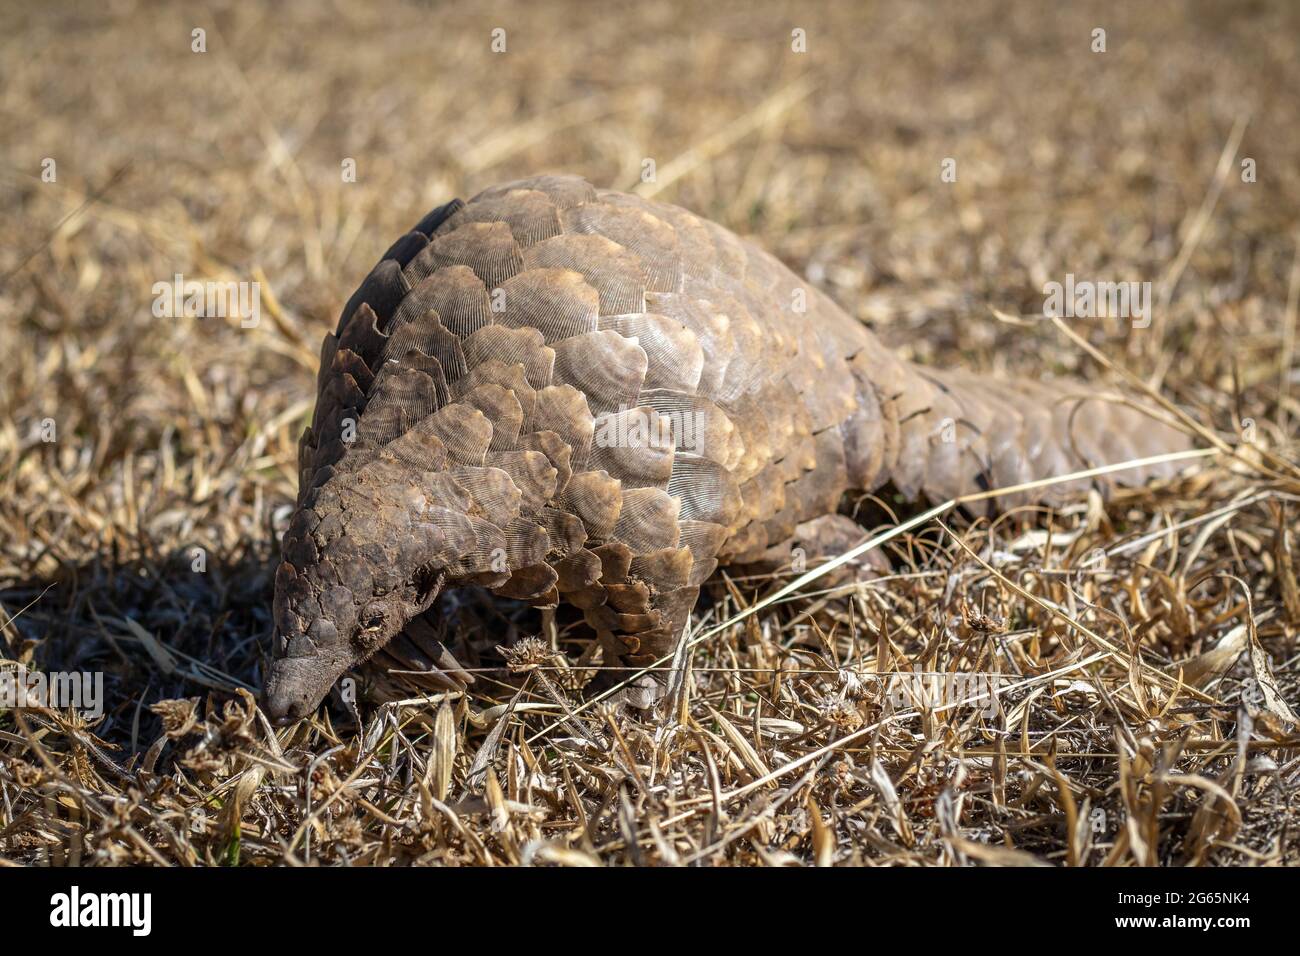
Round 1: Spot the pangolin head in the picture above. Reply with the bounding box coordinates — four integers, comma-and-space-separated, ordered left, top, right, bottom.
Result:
263, 473, 446, 722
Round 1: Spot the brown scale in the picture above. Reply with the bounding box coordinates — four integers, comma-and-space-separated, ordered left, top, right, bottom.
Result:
600, 313, 704, 392
522, 234, 647, 316
391, 266, 493, 338
551, 330, 647, 415
444, 188, 563, 247
498, 269, 600, 343
405, 221, 523, 290
587, 406, 675, 489
264, 173, 1192, 721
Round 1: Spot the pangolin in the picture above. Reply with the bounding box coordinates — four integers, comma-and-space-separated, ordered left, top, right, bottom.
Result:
264, 173, 1188, 720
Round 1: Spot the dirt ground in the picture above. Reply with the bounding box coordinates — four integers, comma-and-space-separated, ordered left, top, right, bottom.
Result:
2, 0, 1299, 865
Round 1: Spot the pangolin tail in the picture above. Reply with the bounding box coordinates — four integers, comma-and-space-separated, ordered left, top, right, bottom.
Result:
842, 345, 1191, 511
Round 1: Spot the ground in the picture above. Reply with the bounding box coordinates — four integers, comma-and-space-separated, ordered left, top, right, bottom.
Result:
1, 0, 1299, 865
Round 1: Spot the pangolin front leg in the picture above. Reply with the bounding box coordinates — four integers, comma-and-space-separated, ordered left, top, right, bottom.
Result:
263, 174, 1189, 721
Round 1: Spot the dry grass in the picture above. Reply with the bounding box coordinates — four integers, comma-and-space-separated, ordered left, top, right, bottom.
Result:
2, 0, 1300, 866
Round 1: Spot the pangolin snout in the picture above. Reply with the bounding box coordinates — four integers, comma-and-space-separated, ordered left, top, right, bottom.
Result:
263, 611, 358, 723
263, 653, 350, 723
264, 571, 443, 722
263, 661, 313, 723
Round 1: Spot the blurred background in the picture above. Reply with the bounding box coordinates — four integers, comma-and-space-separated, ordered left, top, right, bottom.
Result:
2, 0, 1299, 865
